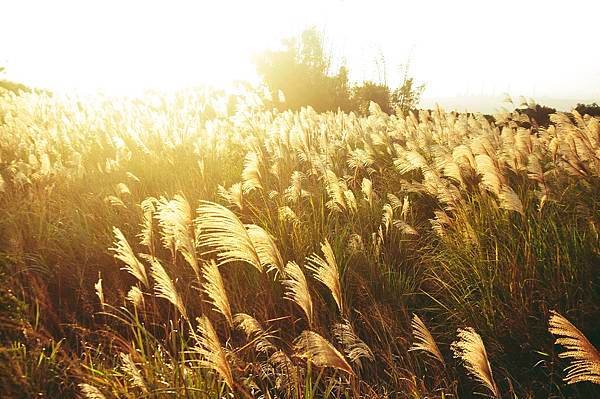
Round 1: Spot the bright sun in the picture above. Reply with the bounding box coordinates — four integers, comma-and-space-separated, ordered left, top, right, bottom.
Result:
2, 0, 600, 101
2, 1, 306, 94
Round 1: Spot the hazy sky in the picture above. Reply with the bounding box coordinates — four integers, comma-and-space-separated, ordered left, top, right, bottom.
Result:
2, 0, 599, 103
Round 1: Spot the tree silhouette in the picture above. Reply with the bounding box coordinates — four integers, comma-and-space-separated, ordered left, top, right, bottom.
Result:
516, 103, 556, 129
253, 27, 352, 112
351, 81, 392, 114
254, 28, 425, 115
392, 76, 425, 115
575, 103, 600, 117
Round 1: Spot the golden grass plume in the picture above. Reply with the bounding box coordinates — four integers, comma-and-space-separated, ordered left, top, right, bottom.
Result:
282, 261, 314, 327
193, 315, 234, 390
79, 383, 106, 399
110, 227, 149, 288
234, 313, 276, 354
196, 200, 284, 274
409, 314, 444, 365
202, 259, 233, 327
307, 239, 344, 315
451, 327, 499, 398
548, 310, 600, 384
145, 255, 187, 320
155, 195, 199, 277
333, 320, 374, 368
293, 330, 354, 375
120, 352, 148, 393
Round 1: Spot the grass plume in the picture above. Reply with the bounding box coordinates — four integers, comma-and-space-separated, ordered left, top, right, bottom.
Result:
307, 239, 344, 315
202, 259, 233, 326
410, 314, 445, 365
548, 311, 600, 385
451, 327, 499, 398
110, 227, 149, 288
294, 330, 354, 375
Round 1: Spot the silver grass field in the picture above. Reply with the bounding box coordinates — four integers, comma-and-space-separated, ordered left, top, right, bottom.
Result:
0, 90, 598, 398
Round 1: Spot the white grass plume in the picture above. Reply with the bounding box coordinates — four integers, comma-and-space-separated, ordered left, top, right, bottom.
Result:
126, 286, 144, 308
278, 206, 301, 228
284, 171, 310, 204
196, 200, 259, 268
94, 274, 104, 310
323, 169, 347, 212
138, 197, 156, 253
242, 151, 263, 193
475, 154, 502, 196
246, 224, 285, 274
218, 183, 244, 210
394, 149, 428, 174
361, 177, 373, 207
343, 189, 358, 214
498, 186, 525, 216
348, 148, 374, 172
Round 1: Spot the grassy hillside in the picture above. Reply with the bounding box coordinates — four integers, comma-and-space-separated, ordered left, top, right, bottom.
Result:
0, 91, 598, 398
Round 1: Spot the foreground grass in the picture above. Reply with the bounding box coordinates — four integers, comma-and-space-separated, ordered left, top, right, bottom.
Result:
0, 92, 598, 398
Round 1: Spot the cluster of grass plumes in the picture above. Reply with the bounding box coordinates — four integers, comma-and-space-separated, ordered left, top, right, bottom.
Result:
0, 89, 599, 398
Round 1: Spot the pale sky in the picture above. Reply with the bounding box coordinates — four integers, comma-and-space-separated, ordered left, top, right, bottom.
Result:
2, 0, 599, 107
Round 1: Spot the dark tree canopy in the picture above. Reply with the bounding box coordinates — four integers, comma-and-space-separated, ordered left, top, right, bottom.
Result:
515, 104, 556, 129
575, 102, 600, 117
